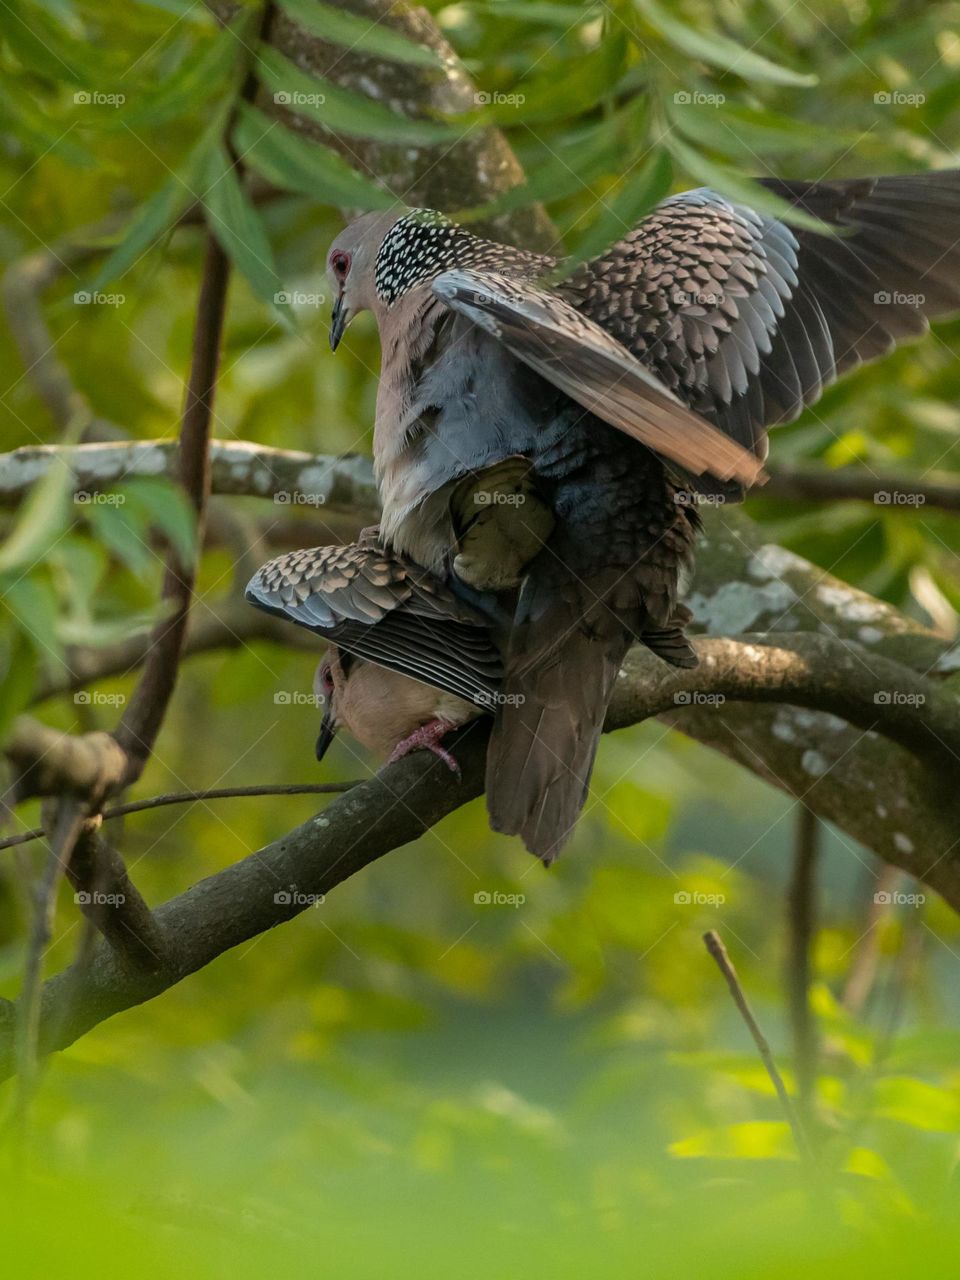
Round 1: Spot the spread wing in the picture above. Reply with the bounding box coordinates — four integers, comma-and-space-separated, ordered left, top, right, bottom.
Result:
245, 538, 503, 709
431, 268, 765, 487
564, 174, 960, 473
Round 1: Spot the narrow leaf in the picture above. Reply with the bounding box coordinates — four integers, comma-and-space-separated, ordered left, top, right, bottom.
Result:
635, 0, 816, 87
256, 45, 460, 145
565, 147, 673, 268
665, 134, 834, 233
278, 0, 442, 68
203, 144, 284, 304
233, 103, 395, 209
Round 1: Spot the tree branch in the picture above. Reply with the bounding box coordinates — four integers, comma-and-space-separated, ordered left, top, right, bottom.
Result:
3, 624, 960, 1081
765, 462, 960, 514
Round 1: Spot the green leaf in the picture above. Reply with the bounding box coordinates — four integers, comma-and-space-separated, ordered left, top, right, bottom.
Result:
2, 575, 64, 669
233, 103, 395, 210
635, 0, 816, 87
278, 0, 442, 68
565, 147, 672, 268
469, 1, 601, 27
458, 108, 639, 219
203, 143, 285, 305
0, 448, 73, 576
0, 627, 38, 743
664, 133, 834, 233
256, 45, 460, 145
121, 478, 197, 570
460, 33, 628, 127
117, 13, 252, 129
86, 128, 219, 292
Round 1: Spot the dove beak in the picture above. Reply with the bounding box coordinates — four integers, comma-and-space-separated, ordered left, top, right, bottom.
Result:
330, 292, 349, 351
315, 702, 338, 762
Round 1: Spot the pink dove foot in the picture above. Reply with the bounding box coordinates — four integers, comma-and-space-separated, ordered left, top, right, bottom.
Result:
387, 719, 460, 775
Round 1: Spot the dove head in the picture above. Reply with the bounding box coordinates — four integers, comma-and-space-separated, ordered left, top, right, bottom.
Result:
314, 652, 341, 761
327, 208, 468, 349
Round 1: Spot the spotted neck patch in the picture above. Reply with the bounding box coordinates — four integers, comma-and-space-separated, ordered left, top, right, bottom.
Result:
373, 210, 547, 305
374, 211, 471, 305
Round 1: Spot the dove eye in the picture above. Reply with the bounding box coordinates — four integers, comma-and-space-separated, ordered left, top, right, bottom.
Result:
330, 251, 351, 280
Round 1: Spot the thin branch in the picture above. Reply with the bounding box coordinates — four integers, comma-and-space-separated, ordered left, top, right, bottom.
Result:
765, 462, 960, 514
0, 781, 361, 852
702, 929, 818, 1171
786, 806, 820, 1133
112, 233, 230, 784
14, 799, 89, 1132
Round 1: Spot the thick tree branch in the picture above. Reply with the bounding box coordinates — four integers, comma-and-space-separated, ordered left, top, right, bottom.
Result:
3, 626, 960, 1080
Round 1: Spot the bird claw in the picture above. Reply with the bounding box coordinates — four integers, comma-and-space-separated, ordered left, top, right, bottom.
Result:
387, 720, 460, 775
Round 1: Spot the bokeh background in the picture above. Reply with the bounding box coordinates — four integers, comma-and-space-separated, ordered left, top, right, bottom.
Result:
2, 0, 960, 1274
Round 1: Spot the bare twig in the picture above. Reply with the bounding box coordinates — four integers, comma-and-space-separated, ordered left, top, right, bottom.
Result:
702, 930, 818, 1170
0, 781, 361, 852
786, 806, 820, 1132
842, 866, 901, 1016
14, 799, 89, 1132
764, 462, 960, 514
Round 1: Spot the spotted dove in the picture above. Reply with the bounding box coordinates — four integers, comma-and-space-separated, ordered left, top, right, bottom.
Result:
245, 531, 501, 767
325, 172, 960, 861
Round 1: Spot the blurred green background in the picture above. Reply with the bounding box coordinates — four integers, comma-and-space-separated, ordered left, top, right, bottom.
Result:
2, 0, 960, 1274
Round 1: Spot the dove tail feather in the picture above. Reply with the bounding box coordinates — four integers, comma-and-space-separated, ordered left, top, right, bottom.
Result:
485, 618, 630, 864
